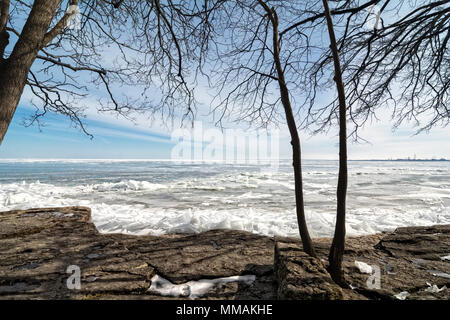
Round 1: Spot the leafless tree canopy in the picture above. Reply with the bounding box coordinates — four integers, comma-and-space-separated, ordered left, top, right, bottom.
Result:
1, 1, 447, 138
201, 0, 449, 139
0, 0, 216, 137
300, 0, 450, 137
195, 0, 448, 280
1, 0, 447, 286
204, 1, 321, 129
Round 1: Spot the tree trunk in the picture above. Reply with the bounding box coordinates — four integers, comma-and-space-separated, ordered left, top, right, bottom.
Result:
259, 2, 316, 257
0, 0, 61, 144
322, 0, 349, 287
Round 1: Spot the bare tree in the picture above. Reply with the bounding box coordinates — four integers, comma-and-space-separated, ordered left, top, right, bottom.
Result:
3, 0, 446, 288
204, 0, 328, 257
322, 0, 349, 287
203, 0, 449, 283
0, 0, 212, 143
257, 0, 317, 257
296, 0, 449, 137
282, 0, 449, 285
0, 0, 323, 259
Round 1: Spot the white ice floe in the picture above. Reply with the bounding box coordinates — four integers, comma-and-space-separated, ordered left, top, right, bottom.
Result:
148, 274, 256, 299
394, 291, 410, 300
440, 254, 450, 261
1, 160, 450, 239
354, 261, 373, 274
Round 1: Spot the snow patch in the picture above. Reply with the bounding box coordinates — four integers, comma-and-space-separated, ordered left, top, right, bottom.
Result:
440, 254, 450, 261
425, 282, 447, 293
148, 274, 256, 299
354, 261, 373, 274
428, 270, 450, 279
394, 291, 410, 300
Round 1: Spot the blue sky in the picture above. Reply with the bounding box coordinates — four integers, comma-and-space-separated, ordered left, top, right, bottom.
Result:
0, 105, 174, 159
1, 1, 449, 160
1, 100, 449, 160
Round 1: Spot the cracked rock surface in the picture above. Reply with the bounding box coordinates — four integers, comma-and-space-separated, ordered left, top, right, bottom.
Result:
0, 206, 448, 300
275, 225, 450, 300
0, 206, 275, 300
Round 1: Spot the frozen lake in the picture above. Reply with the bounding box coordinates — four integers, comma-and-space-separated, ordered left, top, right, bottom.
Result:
1, 159, 449, 238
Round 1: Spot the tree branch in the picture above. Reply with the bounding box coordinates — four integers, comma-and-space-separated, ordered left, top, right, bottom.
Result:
0, 0, 10, 60
280, 0, 382, 38
36, 54, 107, 75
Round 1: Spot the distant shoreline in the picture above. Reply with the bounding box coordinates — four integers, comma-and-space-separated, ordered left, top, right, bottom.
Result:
353, 159, 449, 161
0, 158, 448, 162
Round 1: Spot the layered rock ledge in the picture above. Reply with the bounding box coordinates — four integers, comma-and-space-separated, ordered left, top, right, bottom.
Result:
0, 206, 448, 300
275, 226, 450, 300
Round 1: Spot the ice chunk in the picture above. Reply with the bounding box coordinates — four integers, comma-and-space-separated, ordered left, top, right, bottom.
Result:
425, 283, 447, 293
440, 254, 450, 261
428, 270, 450, 279
148, 275, 190, 297
355, 261, 373, 274
148, 274, 256, 299
394, 291, 410, 300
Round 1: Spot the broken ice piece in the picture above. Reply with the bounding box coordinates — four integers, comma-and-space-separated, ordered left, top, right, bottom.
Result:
440, 254, 450, 261
394, 291, 410, 300
425, 284, 447, 293
354, 261, 372, 274
428, 270, 450, 279
148, 274, 255, 299
148, 274, 190, 298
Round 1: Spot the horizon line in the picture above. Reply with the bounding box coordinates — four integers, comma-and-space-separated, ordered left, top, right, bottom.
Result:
0, 157, 447, 162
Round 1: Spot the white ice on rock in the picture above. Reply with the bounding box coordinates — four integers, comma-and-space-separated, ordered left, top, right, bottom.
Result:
354, 261, 373, 274
147, 274, 256, 299
394, 291, 410, 300
440, 254, 450, 261
428, 270, 450, 279
425, 282, 447, 293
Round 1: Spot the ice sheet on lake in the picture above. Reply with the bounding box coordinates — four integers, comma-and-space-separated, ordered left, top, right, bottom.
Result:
1, 160, 449, 239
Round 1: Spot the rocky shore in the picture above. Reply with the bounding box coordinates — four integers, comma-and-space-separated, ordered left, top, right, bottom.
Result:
0, 206, 449, 300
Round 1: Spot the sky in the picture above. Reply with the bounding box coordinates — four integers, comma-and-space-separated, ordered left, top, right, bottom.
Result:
1, 1, 449, 161
1, 99, 449, 160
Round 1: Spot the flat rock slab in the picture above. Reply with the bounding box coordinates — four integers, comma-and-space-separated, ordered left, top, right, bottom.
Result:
0, 207, 275, 300
1, 206, 449, 300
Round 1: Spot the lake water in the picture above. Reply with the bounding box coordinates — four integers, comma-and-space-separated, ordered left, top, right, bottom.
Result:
1, 159, 449, 238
